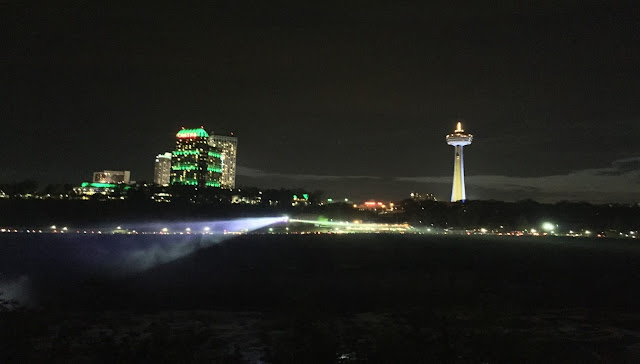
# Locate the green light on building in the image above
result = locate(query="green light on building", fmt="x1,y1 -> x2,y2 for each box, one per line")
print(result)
176,128 -> 209,138
172,164 -> 198,171
171,127 -> 222,188
81,182 -> 116,188
173,150 -> 200,156
80,182 -> 131,190
174,179 -> 199,186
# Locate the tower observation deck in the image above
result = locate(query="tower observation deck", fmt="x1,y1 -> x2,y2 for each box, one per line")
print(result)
446,122 -> 473,202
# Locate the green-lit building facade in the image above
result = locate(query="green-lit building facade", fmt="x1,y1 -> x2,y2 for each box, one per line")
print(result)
170,128 -> 223,187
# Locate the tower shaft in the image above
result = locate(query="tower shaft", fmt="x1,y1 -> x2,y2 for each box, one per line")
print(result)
451,145 -> 466,202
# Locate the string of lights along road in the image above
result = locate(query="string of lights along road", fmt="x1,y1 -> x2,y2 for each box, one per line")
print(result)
446,122 -> 473,202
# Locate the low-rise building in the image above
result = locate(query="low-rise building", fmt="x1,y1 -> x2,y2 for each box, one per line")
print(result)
93,170 -> 131,184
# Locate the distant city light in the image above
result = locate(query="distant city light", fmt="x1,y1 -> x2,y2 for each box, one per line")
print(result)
542,222 -> 555,232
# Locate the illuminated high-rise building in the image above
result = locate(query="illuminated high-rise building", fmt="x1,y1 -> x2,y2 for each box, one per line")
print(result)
446,122 -> 473,202
170,127 -> 222,187
208,133 -> 238,189
154,152 -> 172,186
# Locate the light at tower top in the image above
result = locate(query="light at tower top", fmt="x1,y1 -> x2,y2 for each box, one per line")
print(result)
446,122 -> 473,146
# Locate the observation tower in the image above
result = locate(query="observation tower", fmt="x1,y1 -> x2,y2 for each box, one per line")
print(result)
446,122 -> 473,202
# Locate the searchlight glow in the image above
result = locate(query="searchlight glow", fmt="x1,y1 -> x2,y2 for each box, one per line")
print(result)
91,217 -> 288,274
542,222 -> 555,232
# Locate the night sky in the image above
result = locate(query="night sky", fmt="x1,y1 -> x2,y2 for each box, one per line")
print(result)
3,2 -> 639,202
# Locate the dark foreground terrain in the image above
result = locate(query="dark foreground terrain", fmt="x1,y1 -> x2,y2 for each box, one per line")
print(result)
2,233 -> 640,363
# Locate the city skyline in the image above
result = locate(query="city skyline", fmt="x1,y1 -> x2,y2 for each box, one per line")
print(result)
2,2 -> 639,203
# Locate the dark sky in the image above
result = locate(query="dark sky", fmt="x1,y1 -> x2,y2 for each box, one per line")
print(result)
2,1 -> 639,202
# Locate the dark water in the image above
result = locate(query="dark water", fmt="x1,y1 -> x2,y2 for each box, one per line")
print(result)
3,234 -> 640,363
1,233 -> 640,312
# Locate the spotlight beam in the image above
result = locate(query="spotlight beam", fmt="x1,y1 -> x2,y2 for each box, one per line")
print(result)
74,217 -> 289,275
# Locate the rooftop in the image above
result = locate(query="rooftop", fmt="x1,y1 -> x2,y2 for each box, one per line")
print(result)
176,128 -> 209,138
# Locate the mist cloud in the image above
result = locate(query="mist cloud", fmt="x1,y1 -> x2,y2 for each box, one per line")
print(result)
237,166 -> 381,181
238,157 -> 639,203
396,157 -> 640,201
0,275 -> 32,310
